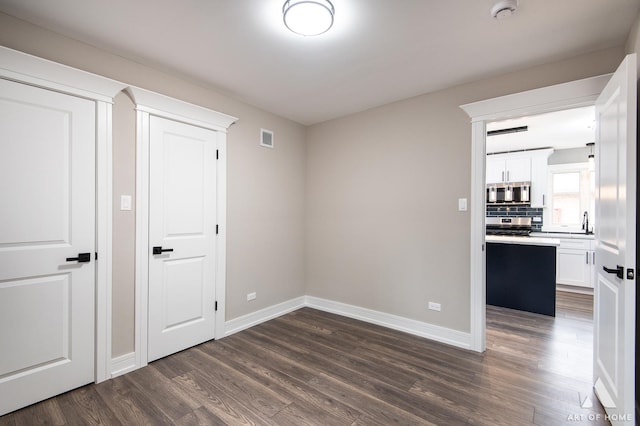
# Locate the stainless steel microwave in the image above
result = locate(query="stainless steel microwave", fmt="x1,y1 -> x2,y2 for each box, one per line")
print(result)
486,182 -> 531,205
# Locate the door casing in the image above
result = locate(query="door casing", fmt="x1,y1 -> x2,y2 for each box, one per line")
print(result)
460,73 -> 612,352
128,86 -> 237,369
0,46 -> 127,384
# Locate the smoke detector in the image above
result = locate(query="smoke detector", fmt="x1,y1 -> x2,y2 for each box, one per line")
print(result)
491,0 -> 518,19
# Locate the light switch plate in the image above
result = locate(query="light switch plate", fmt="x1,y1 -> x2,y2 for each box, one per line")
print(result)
458,198 -> 468,211
120,195 -> 132,211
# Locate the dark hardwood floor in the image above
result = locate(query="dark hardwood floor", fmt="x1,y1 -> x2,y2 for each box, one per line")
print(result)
1,291 -> 607,425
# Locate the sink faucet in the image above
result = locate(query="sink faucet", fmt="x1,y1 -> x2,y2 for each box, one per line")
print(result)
582,211 -> 590,234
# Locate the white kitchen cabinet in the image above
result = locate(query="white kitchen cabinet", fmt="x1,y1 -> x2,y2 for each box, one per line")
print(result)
486,154 -> 531,183
486,157 -> 507,184
556,238 -> 594,288
529,149 -> 553,208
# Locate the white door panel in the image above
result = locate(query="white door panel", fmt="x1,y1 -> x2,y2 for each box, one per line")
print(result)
0,79 -> 95,415
148,116 -> 217,362
593,54 -> 636,425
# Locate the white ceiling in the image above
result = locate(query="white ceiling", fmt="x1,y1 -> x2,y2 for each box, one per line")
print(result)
0,0 -> 638,125
486,106 -> 595,153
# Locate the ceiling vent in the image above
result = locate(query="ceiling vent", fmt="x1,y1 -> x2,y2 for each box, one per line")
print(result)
487,125 -> 528,136
260,128 -> 274,148
491,0 -> 518,19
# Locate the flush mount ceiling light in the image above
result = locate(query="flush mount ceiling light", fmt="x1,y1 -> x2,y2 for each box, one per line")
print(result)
283,0 -> 335,36
491,0 -> 518,19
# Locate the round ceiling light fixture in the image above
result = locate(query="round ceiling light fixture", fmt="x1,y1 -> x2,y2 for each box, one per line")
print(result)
283,0 -> 335,36
491,0 -> 518,19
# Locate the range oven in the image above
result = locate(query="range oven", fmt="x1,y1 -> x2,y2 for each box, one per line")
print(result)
486,217 -> 532,236
486,182 -> 531,205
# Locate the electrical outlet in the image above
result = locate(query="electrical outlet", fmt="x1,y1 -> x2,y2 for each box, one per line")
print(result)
247,292 -> 257,301
428,301 -> 441,312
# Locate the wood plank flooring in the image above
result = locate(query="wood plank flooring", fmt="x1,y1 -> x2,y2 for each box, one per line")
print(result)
1,291 -> 608,425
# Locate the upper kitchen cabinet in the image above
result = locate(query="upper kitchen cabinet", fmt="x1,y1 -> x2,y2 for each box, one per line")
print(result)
486,154 -> 531,184
529,149 -> 553,208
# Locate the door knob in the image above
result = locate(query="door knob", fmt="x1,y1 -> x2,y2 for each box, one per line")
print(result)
152,246 -> 174,255
602,265 -> 624,279
66,253 -> 91,263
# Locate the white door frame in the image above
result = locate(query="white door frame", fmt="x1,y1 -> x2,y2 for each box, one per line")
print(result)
460,73 -> 611,352
0,47 -> 127,382
128,87 -> 237,369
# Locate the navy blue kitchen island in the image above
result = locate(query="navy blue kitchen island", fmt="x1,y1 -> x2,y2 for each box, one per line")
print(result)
486,236 -> 560,317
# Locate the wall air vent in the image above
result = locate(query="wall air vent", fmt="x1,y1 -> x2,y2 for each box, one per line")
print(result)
487,125 -> 528,136
260,128 -> 274,148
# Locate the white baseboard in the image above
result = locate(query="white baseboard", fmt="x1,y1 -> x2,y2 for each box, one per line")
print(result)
111,352 -> 137,378
223,295 -> 472,350
112,294 -> 472,382
305,296 -> 472,350
224,296 -> 306,337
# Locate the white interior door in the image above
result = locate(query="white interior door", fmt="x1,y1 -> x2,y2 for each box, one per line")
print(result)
593,54 -> 636,425
0,79 -> 96,415
148,116 -> 217,362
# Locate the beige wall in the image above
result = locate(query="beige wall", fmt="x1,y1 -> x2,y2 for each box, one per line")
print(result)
0,9 -> 633,356
111,92 -> 137,355
0,12 -> 307,358
626,12 -> 640,63
305,47 -> 624,333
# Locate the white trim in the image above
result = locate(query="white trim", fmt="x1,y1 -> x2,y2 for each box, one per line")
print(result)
223,295 -> 471,350
95,102 -> 113,383
126,86 -> 237,132
306,296 -> 472,350
460,74 -> 612,123
110,352 -> 137,378
133,92 -> 237,369
224,297 -> 306,337
0,47 -> 125,103
134,111 -> 150,371
469,120 -> 487,352
215,138 -> 228,339
461,74 -> 610,354
0,46 -> 127,385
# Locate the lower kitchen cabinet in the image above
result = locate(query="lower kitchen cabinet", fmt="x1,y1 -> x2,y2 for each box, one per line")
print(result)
556,238 -> 595,288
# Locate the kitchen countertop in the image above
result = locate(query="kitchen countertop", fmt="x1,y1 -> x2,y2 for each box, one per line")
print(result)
530,232 -> 594,240
486,235 -> 560,246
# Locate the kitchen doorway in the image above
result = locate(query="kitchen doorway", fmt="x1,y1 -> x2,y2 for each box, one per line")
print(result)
483,106 -> 598,412
462,56 -> 637,422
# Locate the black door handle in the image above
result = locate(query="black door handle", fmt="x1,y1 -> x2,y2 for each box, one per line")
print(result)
152,246 -> 174,255
603,265 -> 624,279
66,253 -> 91,263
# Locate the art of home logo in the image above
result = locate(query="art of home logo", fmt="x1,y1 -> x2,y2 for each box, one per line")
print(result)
566,396 -> 632,422
567,413 -> 633,422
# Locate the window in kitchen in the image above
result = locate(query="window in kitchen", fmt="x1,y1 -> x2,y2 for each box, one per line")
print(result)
544,163 -> 594,232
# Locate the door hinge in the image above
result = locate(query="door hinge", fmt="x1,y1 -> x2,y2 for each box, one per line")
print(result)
216,224 -> 219,235
215,301 -> 218,311
95,252 -> 98,261
216,150 -> 219,160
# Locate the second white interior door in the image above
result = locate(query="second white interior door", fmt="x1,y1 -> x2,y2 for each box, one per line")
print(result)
148,116 -> 218,362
